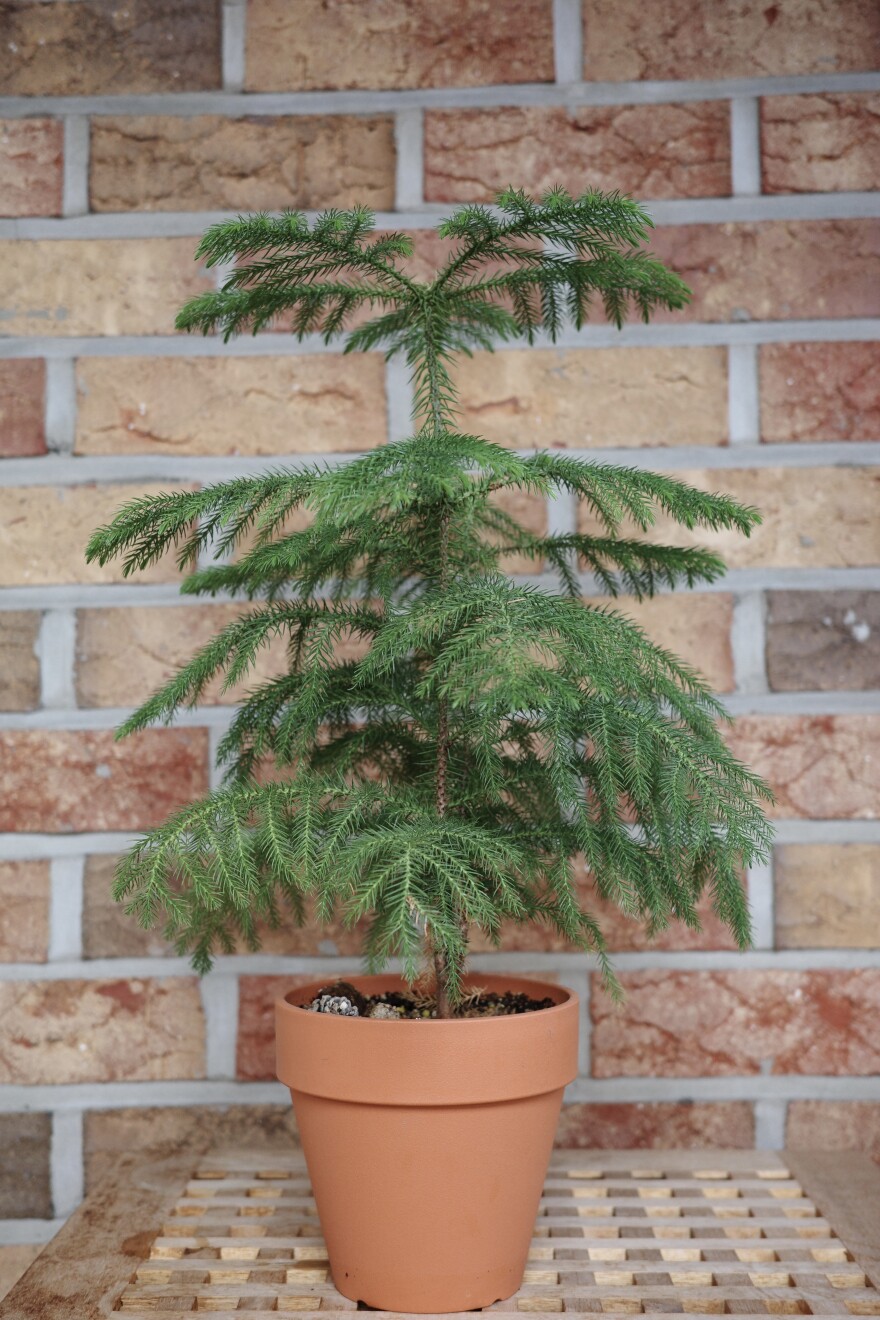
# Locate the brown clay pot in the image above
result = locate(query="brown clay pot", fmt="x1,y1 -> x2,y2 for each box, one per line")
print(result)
275,972 -> 579,1313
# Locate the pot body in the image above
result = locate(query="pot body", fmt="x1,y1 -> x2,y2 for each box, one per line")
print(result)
275,973 -> 579,1313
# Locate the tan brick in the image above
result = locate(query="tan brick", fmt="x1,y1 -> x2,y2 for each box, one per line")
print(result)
425,103 -> 730,203
729,715 -> 880,821
0,977 -> 205,1084
0,729 -> 209,832
787,1102 -> 880,1158
0,1114 -> 52,1218
0,119 -> 62,217
0,861 -> 49,963
76,600 -> 371,711
454,347 -> 728,450
84,1104 -> 299,1191
555,1102 -> 754,1149
583,0 -> 880,80
762,94 -> 880,194
245,0 -> 554,91
83,853 -> 352,958
0,359 -> 45,457
591,969 -> 880,1077
75,356 -> 387,456
0,485 -> 190,587
90,115 -> 396,212
648,221 -> 880,322
760,343 -> 880,443
766,591 -> 880,691
0,0 -> 221,94
0,1246 -> 43,1303
76,604 -> 282,709
0,239 -> 213,337
238,975 -> 327,1080
0,612 -> 40,712
492,486 -> 547,574
775,845 -> 880,949
578,468 -> 880,571
591,593 -> 735,694
83,854 -> 173,959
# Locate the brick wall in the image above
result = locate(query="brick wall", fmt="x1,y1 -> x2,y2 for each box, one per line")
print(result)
0,0 -> 879,1268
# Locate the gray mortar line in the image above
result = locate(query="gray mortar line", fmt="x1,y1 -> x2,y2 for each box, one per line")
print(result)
1,70 -> 878,117
2,190 -> 879,239
0,567 -> 878,615
1,441 -> 878,487
0,320 -> 876,358
553,0 -> 584,85
730,98 -> 762,197
2,1073 -> 880,1116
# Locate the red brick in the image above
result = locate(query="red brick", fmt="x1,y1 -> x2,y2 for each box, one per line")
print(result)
582,0 -> 880,80
237,975 -> 326,1080
472,861 -> 739,953
760,343 -> 880,443
0,860 -> 49,962
762,94 -> 880,195
244,0 -> 554,91
555,1102 -> 754,1149
0,0 -> 221,95
591,969 -> 880,1077
0,359 -> 45,457
0,119 -> 62,217
728,715 -> 880,821
0,977 -> 205,1083
424,103 -> 730,203
787,1101 -> 880,1158
0,729 -> 209,832
648,221 -> 880,322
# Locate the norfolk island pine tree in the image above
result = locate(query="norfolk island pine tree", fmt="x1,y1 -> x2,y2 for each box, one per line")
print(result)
86,188 -> 773,1020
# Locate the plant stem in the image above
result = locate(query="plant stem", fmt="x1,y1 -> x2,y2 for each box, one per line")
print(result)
433,503 -> 455,1019
423,306 -> 460,1019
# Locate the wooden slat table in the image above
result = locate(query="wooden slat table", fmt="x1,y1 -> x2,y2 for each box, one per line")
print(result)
3,1147 -> 879,1319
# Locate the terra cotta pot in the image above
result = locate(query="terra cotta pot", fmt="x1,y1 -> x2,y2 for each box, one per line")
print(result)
275,972 -> 579,1313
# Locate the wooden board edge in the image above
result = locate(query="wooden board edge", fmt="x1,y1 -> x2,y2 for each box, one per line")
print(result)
785,1148 -> 880,1285
0,1146 -> 203,1320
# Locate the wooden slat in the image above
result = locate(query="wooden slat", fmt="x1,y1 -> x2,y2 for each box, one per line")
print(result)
5,1148 -> 880,1318
786,1152 -> 880,1292
0,1149 -> 202,1320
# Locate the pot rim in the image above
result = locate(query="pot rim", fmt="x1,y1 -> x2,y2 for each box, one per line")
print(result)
275,973 -> 580,1103
277,971 -> 574,1027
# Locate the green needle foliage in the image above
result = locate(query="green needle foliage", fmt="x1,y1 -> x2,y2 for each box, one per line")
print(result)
87,188 -> 773,1016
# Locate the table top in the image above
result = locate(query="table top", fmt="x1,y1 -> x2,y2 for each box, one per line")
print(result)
3,1147 -> 879,1319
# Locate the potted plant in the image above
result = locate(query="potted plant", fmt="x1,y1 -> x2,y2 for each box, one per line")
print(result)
87,189 -> 772,1314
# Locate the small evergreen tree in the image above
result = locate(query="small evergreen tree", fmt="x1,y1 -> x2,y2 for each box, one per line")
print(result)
87,189 -> 773,1017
